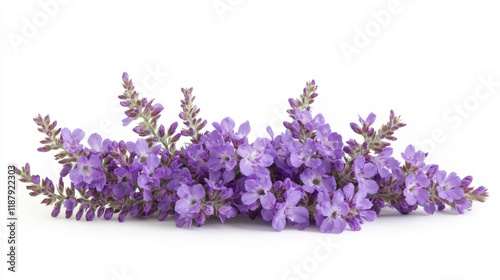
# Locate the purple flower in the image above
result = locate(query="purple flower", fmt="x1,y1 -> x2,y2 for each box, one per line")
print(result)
137,154 -> 166,201
291,110 -> 314,129
403,171 -> 430,206
113,167 -> 133,199
435,171 -> 464,202
127,138 -> 159,163
183,142 -> 209,176
373,147 -> 400,178
402,145 -> 426,168
166,167 -> 194,191
392,196 -> 418,214
218,204 -> 237,223
272,188 -> 309,231
64,198 -> 77,211
241,176 -> 276,210
213,117 -> 235,136
354,156 -> 379,195
207,142 -> 237,171
69,154 -> 105,191
204,170 -> 235,191
61,128 -> 85,154
315,127 -> 344,160
342,183 -> 376,231
237,138 -> 274,176
300,166 -> 336,193
453,197 -> 472,214
87,133 -> 103,153
315,190 -> 349,233
271,131 -> 298,177
359,112 -> 376,127
236,121 -> 251,140
174,184 -> 206,228
212,117 -> 250,142
289,139 -> 322,168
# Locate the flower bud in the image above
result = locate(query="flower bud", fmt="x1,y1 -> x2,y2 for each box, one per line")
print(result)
65,210 -> 73,219
86,209 -> 95,221
97,206 -> 104,218
460,176 -> 473,188
104,208 -> 114,220
288,98 -> 299,108
118,209 -> 128,222
51,205 -> 61,218
60,164 -> 71,177
168,122 -> 178,136
75,207 -> 84,221
350,122 -> 362,134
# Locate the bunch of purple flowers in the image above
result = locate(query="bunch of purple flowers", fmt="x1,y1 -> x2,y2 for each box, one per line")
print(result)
16,73 -> 489,233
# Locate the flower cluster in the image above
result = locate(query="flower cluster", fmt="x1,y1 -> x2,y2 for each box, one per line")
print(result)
16,73 -> 489,233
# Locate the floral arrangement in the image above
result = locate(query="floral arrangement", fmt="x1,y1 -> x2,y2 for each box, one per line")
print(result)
16,73 -> 489,233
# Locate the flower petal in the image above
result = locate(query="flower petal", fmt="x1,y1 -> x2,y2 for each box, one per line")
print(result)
241,192 -> 259,205
192,184 -> 205,200
260,192 -> 276,210
320,217 -> 334,233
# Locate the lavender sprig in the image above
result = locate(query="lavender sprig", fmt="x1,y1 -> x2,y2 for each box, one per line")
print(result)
345,110 -> 406,158
288,79 -> 318,114
119,72 -> 179,154
17,73 -> 489,234
284,80 -> 319,142
33,114 -> 80,166
17,163 -> 86,219
179,87 -> 207,144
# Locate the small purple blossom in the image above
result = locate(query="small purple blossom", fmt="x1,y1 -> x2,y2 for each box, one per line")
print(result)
342,183 -> 376,231
453,197 -> 472,214
113,167 -> 133,199
174,184 -> 205,228
315,190 -> 349,233
359,112 -> 376,127
237,138 -> 274,176
137,154 -> 167,201
241,176 -> 276,210
207,142 -> 237,171
61,128 -> 85,154
272,187 -> 309,231
87,133 -> 103,153
127,138 -> 156,162
435,171 -> 464,202
373,147 -> 399,178
69,154 -> 105,191
64,198 -> 77,211
289,139 -> 322,168
166,167 -> 194,191
403,171 -> 430,206
354,156 -> 379,195
212,117 -> 251,142
315,126 -> 344,160
300,167 -> 336,193
402,145 -> 427,168
218,204 -> 237,223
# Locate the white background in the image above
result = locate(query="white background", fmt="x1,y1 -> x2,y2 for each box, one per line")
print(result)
1,1 -> 500,279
